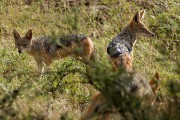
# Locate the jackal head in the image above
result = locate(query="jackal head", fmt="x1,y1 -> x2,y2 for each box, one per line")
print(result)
130,10 -> 155,37
13,29 -> 32,53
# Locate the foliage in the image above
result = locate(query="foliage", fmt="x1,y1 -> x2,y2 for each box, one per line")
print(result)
0,0 -> 179,119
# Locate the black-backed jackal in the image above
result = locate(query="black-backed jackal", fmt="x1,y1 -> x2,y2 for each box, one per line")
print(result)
81,72 -> 160,120
13,29 -> 94,73
107,10 -> 155,71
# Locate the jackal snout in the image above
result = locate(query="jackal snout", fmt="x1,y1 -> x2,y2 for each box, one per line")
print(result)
138,23 -> 155,37
13,29 -> 32,53
18,50 -> 22,53
131,10 -> 155,37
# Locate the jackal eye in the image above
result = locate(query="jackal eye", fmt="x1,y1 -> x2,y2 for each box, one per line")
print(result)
17,43 -> 20,46
23,44 -> 28,47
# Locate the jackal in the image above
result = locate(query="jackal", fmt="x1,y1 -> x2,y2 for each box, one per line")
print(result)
13,29 -> 94,73
81,72 -> 160,120
107,10 -> 155,71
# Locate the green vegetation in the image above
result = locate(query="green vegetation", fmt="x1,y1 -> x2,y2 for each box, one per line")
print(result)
0,0 -> 179,119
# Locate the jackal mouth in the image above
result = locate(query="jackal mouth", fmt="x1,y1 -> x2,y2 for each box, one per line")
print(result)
139,32 -> 155,37
17,49 -> 28,54
147,33 -> 155,37
151,33 -> 155,37
146,30 -> 155,37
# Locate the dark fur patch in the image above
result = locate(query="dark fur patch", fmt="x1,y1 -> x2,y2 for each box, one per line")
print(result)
107,41 -> 131,58
58,34 -> 87,47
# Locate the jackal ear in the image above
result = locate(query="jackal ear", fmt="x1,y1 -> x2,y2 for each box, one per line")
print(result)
133,11 -> 140,23
140,10 -> 145,20
13,29 -> 20,39
25,29 -> 32,40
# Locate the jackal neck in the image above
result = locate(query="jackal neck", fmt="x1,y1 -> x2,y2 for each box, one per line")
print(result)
26,38 -> 39,55
119,24 -> 137,47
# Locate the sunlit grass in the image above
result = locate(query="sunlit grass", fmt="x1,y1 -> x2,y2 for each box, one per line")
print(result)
0,0 -> 179,119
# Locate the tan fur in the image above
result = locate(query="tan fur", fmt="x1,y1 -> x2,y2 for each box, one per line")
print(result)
111,54 -> 132,72
13,29 -> 94,73
107,10 -> 155,72
81,91 -> 112,120
149,72 -> 160,95
81,92 -> 105,120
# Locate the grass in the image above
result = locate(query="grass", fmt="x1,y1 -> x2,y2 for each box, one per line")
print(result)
0,0 -> 180,119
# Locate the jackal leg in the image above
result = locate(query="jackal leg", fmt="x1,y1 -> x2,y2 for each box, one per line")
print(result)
111,54 -> 132,72
122,54 -> 132,72
81,92 -> 105,120
34,58 -> 44,74
81,92 -> 113,120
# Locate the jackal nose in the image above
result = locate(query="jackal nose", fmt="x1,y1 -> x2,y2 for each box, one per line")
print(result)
18,50 -> 22,53
152,33 -> 155,37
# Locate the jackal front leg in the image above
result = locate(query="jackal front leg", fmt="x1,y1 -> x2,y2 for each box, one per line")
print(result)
34,58 -> 44,74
